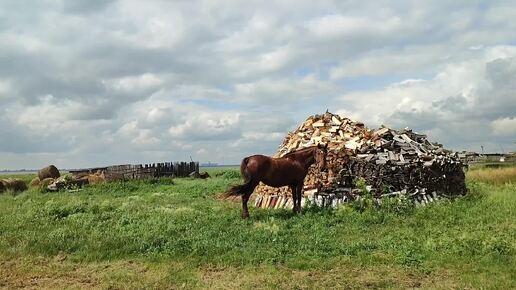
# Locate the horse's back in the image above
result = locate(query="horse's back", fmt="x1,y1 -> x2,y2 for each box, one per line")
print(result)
245,154 -> 272,172
244,154 -> 305,187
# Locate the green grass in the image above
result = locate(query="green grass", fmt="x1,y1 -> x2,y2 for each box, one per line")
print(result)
0,169 -> 515,289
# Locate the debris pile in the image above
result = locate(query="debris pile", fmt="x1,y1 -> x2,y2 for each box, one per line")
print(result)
254,112 -> 466,209
29,165 -> 104,192
69,162 -> 199,180
189,171 -> 211,179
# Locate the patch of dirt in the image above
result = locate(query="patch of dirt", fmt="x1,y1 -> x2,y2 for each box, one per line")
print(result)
0,256 -> 100,289
198,263 -> 454,290
0,255 -> 464,289
0,255 -> 171,290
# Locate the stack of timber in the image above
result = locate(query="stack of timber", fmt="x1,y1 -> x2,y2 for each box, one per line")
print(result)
254,112 -> 466,209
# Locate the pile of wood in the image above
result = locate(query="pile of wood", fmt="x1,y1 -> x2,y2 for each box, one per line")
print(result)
254,112 -> 466,209
340,127 -> 466,195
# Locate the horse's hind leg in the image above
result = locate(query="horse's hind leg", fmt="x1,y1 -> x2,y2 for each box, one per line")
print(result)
242,181 -> 258,219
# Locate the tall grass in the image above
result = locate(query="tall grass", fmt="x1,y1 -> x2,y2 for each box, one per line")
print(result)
467,166 -> 516,184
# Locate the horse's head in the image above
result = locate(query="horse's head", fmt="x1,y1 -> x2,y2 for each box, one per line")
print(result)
315,143 -> 328,171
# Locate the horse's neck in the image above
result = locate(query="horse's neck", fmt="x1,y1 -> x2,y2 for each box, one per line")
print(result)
289,148 -> 315,170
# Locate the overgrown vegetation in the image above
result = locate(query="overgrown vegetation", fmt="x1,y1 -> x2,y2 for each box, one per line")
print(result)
0,167 -> 515,289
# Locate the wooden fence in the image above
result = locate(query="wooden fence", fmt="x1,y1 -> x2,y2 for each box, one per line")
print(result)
69,162 -> 199,181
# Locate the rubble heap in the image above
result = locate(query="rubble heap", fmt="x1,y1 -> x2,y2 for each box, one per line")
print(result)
254,112 -> 466,209
29,165 -> 105,192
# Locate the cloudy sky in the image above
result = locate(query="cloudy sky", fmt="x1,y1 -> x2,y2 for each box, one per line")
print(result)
1,0 -> 515,169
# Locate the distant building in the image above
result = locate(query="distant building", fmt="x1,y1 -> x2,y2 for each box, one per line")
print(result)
458,152 -> 513,163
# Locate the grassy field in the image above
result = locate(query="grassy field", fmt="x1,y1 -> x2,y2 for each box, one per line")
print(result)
0,167 -> 515,289
467,164 -> 516,185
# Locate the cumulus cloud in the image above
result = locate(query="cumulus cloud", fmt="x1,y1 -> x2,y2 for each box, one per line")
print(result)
103,73 -> 163,94
1,0 -> 516,169
234,74 -> 341,105
492,117 -> 516,136
168,112 -> 241,141
306,14 -> 402,40
336,46 -> 516,152
0,79 -> 14,99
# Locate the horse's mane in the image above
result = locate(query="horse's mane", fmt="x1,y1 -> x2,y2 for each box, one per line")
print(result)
282,146 -> 317,158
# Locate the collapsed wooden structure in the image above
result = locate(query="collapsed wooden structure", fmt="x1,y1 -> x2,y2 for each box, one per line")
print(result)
69,162 -> 199,181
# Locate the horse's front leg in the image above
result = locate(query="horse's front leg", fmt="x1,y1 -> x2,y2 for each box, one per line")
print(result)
295,183 -> 303,214
289,185 -> 298,214
290,185 -> 302,214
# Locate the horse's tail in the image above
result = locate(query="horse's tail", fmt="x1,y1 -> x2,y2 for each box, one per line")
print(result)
225,157 -> 253,196
239,157 -> 250,180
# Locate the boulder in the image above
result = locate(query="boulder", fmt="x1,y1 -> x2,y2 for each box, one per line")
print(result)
38,165 -> 60,180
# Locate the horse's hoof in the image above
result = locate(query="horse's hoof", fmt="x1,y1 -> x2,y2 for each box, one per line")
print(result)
242,212 -> 250,219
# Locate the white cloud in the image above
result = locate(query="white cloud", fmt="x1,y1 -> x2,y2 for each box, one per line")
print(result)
336,46 -> 516,152
109,1 -> 186,49
13,96 -> 82,131
234,74 -> 341,104
330,46 -> 449,79
0,79 -> 14,99
168,112 -> 241,141
492,117 -> 516,136
307,14 -> 401,40
103,73 -> 163,94
213,13 -> 281,53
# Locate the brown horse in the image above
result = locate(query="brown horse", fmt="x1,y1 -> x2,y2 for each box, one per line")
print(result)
225,144 -> 327,218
